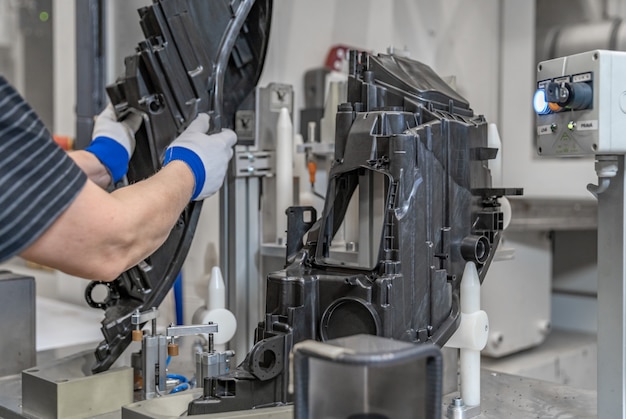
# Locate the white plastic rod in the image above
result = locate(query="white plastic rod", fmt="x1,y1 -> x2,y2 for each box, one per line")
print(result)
294,133 -> 313,206
276,107 -> 294,244
207,266 -> 226,310
460,262 -> 481,407
192,266 -> 237,350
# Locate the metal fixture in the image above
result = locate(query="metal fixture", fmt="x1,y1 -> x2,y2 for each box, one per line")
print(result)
130,307 -> 223,400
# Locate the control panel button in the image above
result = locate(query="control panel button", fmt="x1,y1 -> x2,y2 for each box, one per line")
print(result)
545,81 -> 592,110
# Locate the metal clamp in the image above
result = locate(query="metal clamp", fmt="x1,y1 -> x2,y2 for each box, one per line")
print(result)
131,307 -> 159,325
166,324 -> 219,337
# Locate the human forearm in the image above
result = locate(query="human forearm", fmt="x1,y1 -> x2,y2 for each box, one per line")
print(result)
69,106 -> 141,188
107,161 -> 195,272
21,113 -> 234,281
68,150 -> 112,188
20,161 -> 195,281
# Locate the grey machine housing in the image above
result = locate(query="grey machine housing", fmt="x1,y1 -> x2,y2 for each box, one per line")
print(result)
188,50 -> 521,414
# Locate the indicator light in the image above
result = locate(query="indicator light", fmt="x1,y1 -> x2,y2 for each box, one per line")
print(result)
533,89 -> 550,115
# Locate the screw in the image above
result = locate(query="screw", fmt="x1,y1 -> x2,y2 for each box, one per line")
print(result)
491,332 -> 504,347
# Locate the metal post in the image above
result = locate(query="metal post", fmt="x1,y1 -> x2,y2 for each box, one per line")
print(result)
75,0 -> 106,149
220,176 -> 230,299
247,178 -> 262,341
222,85 -> 291,362
597,154 -> 626,419
225,174 -> 262,363
142,335 -> 159,399
233,176 -> 249,359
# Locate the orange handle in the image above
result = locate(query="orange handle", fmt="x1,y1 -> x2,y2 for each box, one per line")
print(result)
307,160 -> 317,186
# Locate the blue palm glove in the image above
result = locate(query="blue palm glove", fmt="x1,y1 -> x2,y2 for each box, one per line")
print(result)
86,104 -> 142,183
163,113 -> 237,201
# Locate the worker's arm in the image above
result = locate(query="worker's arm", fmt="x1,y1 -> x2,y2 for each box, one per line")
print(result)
70,104 -> 142,188
20,114 -> 237,282
20,161 -> 194,281
68,150 -> 112,188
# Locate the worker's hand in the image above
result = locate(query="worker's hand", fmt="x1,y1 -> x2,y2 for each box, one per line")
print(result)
163,113 -> 237,201
86,104 -> 143,183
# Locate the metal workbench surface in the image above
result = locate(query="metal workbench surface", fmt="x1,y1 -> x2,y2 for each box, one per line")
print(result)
456,370 -> 596,418
1,368 -> 596,418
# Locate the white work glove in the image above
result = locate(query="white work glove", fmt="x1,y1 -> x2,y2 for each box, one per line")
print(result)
86,104 -> 143,183
163,113 -> 237,200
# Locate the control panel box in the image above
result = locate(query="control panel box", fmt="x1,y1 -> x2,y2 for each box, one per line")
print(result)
535,50 -> 626,156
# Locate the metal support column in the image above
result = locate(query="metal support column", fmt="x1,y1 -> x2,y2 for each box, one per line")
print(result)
75,0 -> 106,149
222,85 -> 291,362
222,161 -> 266,363
597,154 -> 626,419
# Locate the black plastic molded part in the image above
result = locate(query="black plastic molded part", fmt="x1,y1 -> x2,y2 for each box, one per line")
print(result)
347,52 -> 473,116
187,50 -> 522,415
87,0 -> 272,374
285,206 -> 317,264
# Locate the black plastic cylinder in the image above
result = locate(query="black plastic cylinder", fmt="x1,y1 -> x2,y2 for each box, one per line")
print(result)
460,235 -> 490,264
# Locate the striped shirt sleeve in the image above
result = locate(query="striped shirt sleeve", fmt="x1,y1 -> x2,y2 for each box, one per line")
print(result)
0,76 -> 87,262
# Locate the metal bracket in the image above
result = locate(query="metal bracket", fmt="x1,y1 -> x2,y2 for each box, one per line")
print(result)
131,307 -> 159,325
167,324 -> 219,337
234,150 -> 274,178
296,142 -> 335,156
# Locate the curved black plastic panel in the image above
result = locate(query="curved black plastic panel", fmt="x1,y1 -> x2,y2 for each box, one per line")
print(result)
88,0 -> 272,374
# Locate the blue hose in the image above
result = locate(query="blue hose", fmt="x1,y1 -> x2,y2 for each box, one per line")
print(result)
169,382 -> 189,394
167,373 -> 188,383
170,272 -> 186,395
174,272 -> 184,325
167,373 -> 190,394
